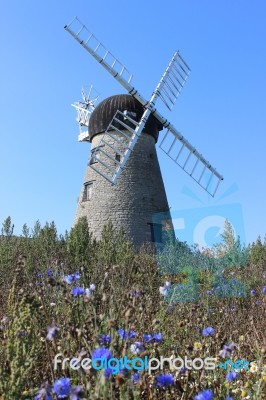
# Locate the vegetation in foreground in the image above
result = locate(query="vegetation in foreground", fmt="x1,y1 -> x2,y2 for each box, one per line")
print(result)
0,217 -> 265,400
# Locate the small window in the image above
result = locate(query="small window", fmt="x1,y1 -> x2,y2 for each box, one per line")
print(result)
115,153 -> 121,162
147,223 -> 162,243
82,182 -> 93,201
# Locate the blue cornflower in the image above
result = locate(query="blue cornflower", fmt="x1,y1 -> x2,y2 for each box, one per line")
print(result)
226,371 -> 239,381
202,327 -> 215,336
153,333 -> 163,343
263,286 -> 266,293
144,333 -> 163,343
225,398 -> 234,400
155,373 -> 174,387
100,334 -> 112,346
71,287 -> 85,296
206,290 -> 212,295
37,273 -> 43,279
64,273 -> 80,284
250,289 -> 256,295
104,368 -> 113,378
46,324 -> 60,341
117,328 -> 136,339
91,347 -> 112,360
132,372 -> 140,384
47,268 -> 53,277
144,334 -> 153,342
194,389 -> 213,400
53,377 -> 71,398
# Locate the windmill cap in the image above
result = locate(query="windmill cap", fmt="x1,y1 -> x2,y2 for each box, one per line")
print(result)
89,94 -> 163,142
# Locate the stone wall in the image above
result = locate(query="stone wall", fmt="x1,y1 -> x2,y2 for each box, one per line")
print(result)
74,130 -> 173,247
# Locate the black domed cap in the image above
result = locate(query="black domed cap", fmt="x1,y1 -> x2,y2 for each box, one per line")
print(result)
89,94 -> 163,142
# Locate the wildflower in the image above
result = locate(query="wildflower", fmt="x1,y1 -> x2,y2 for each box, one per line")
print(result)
159,281 -> 171,296
117,328 -> 136,339
53,377 -> 71,398
144,333 -> 163,343
64,273 -> 80,284
225,398 -> 234,400
100,334 -> 112,346
34,383 -> 53,400
226,371 -> 239,381
206,290 -> 212,295
46,324 -> 60,341
144,334 -> 153,342
202,327 -> 215,336
219,342 -> 236,358
250,289 -> 256,295
70,385 -> 84,400
194,389 -> 214,400
263,286 -> 266,293
130,342 -> 145,355
131,289 -> 142,297
132,372 -> 140,384
249,362 -> 258,373
91,347 -> 112,360
47,268 -> 53,277
104,368 -> 113,378
194,342 -> 203,351
153,333 -> 163,343
71,287 -> 85,296
155,373 -> 174,387
89,283 -> 96,291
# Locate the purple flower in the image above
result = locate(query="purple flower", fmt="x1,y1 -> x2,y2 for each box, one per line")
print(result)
70,385 -> 84,400
155,373 -> 174,387
34,383 -> 53,400
226,371 -> 239,381
104,368 -> 113,378
219,342 -> 236,358
206,290 -> 212,295
100,334 -> 112,346
91,347 -> 112,360
130,342 -> 145,355
159,281 -> 171,297
64,273 -> 80,284
225,398 -> 234,400
132,372 -> 140,384
71,287 -> 85,296
263,286 -> 266,293
202,327 -> 215,336
46,324 -> 60,341
47,268 -> 53,277
194,389 -> 214,400
250,289 -> 256,295
53,377 -> 71,398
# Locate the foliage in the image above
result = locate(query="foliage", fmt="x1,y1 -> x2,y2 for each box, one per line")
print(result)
0,217 -> 265,399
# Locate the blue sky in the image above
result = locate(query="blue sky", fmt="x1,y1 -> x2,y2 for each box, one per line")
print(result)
1,0 -> 266,247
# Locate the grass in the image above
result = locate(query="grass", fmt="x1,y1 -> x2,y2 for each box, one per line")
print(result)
0,217 -> 265,400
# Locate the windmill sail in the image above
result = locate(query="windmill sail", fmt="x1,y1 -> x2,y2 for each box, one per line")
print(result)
65,17 -> 223,196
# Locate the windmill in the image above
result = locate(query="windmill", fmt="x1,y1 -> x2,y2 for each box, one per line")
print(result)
65,17 -> 223,247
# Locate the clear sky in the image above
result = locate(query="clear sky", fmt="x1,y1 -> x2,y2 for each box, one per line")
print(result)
1,0 -> 266,247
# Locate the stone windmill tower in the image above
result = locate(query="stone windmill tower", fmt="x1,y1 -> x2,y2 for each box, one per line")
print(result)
65,18 -> 223,247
